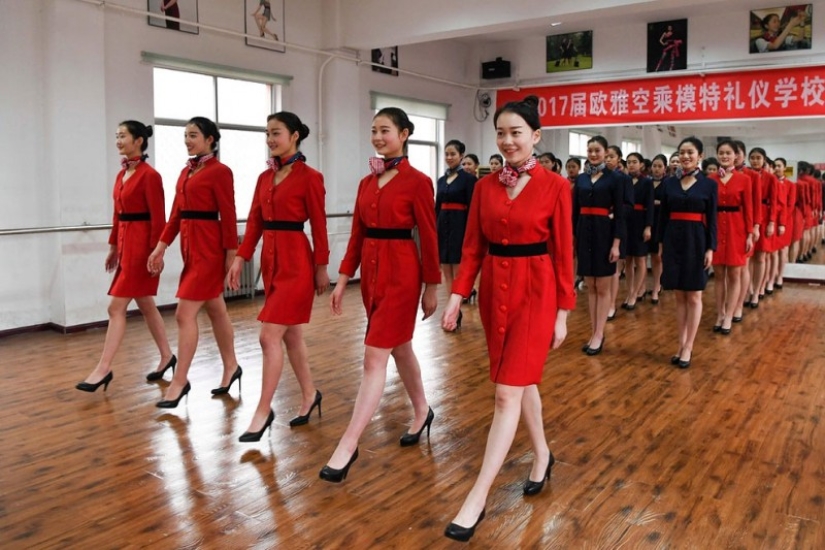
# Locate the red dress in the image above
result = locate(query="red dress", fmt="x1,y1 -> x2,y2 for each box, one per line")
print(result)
453,168 -> 576,386
108,162 -> 166,297
710,171 -> 753,267
238,161 -> 329,325
160,158 -> 238,300
790,180 -> 804,242
753,169 -> 778,253
339,159 -> 441,348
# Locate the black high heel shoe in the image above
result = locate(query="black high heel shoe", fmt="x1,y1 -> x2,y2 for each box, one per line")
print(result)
146,355 -> 177,382
400,407 -> 434,446
239,409 -> 275,442
319,448 -> 359,483
76,371 -> 113,393
450,310 -> 463,332
523,451 -> 555,496
289,390 -> 322,427
211,365 -> 242,395
585,336 -> 604,356
444,509 -> 486,542
156,382 -> 191,408
468,289 -> 477,304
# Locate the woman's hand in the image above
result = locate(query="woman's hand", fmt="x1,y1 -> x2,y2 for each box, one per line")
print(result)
643,227 -> 652,242
315,265 -> 330,296
105,245 -> 118,273
225,256 -> 244,291
745,234 -> 754,254
147,243 -> 167,276
552,309 -> 569,349
704,250 -> 713,269
752,225 -> 761,242
330,274 -> 350,316
441,293 -> 464,331
766,221 -> 775,238
224,249 -> 237,274
421,284 -> 437,320
609,244 -> 620,263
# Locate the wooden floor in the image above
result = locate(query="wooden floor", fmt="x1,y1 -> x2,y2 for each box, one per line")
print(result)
1,276 -> 824,549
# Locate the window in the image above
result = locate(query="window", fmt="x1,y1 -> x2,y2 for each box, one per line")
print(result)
152,67 -> 281,219
660,144 -> 678,159
621,139 -> 642,156
371,93 -> 449,187
568,130 -> 592,158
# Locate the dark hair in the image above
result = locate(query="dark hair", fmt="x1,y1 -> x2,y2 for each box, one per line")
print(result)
187,117 -> 221,151
267,111 -> 310,146
670,152 -> 679,160
493,95 -> 541,131
748,147 -> 768,160
553,158 -> 563,172
733,140 -> 747,155
761,13 -> 779,29
774,157 -> 788,167
445,139 -> 466,155
119,120 -> 153,153
566,157 -> 582,167
716,139 -> 737,153
489,154 -> 503,164
374,107 -> 415,154
464,153 -> 480,165
627,152 -> 644,164
652,154 -> 668,166
587,135 -> 609,150
678,136 -> 704,155
538,152 -> 555,162
702,157 -> 719,171
608,145 -> 623,158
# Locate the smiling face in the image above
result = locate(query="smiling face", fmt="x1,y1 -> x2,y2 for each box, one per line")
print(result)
587,141 -> 606,166
184,124 -> 213,156
495,112 -> 540,167
265,118 -> 299,159
371,114 -> 408,158
444,145 -> 462,169
716,144 -> 736,169
678,141 -> 702,172
749,151 -> 766,171
116,125 -> 142,158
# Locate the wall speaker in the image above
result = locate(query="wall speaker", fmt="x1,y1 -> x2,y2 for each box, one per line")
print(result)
481,57 -> 511,80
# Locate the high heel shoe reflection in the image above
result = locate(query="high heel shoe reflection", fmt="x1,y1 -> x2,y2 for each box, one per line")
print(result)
75,371 -> 113,393
319,448 -> 359,483
289,390 -> 322,427
211,365 -> 242,395
239,409 -> 275,442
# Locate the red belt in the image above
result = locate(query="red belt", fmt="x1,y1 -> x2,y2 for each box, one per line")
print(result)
441,202 -> 468,211
580,207 -> 610,216
633,205 -> 646,211
670,212 -> 704,222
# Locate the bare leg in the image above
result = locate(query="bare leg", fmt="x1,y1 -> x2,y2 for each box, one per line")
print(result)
283,325 -> 318,414
245,323 -> 288,433
713,266 -> 726,326
135,296 -> 174,372
608,260 -> 622,315
520,385 -> 551,481
164,298 -> 205,400
681,290 -> 703,361
633,256 -> 648,299
203,295 -> 239,385
723,267 -> 741,329
623,257 -> 636,306
450,384 -> 525,528
83,296 -> 132,382
751,252 -> 766,305
590,276 -> 612,348
735,257 -> 751,316
651,253 -> 663,301
391,341 -> 430,432
674,290 -> 688,357
325,345 -> 392,469
585,276 -> 597,347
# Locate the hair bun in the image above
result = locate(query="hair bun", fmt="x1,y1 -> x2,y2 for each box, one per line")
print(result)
406,119 -> 415,136
145,125 -> 154,138
300,124 -> 310,140
523,95 -> 540,110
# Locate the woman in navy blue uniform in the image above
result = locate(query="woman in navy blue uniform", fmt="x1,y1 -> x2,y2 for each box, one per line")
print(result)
573,135 -> 624,355
605,145 -> 633,319
658,137 -> 717,368
623,152 -> 654,308
436,139 -> 477,312
648,154 -> 668,303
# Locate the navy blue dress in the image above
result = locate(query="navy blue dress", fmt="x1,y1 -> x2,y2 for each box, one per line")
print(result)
436,169 -> 476,264
573,169 -> 625,277
657,175 -> 718,291
648,178 -> 665,254
618,172 -> 634,259
627,176 -> 655,257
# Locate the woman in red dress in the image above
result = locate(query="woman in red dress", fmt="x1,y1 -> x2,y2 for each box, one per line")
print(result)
227,112 -> 329,441
748,147 -> 779,307
773,157 -> 795,288
148,117 -> 240,408
440,96 -> 575,542
732,141 -> 761,323
319,107 -> 440,482
76,121 -> 175,393
709,140 -> 753,335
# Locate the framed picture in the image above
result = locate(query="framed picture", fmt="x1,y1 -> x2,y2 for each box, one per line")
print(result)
245,0 -> 285,53
545,31 -> 592,73
749,4 -> 812,54
372,47 -> 399,76
647,19 -> 687,72
147,0 -> 199,35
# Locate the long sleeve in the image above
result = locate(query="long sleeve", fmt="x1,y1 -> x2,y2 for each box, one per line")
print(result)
108,175 -> 121,247
160,168 -> 187,246
706,178 -> 718,252
452,181 -> 488,297
237,175 -> 265,261
307,170 -> 330,266
571,177 -> 581,233
214,164 -> 238,249
643,178 -> 654,228
750,170 -> 762,227
742,176 -> 754,235
339,178 -> 368,277
611,176 -> 625,243
549,181 -> 576,310
145,169 -> 166,248
413,175 -> 441,285
657,181 -> 671,244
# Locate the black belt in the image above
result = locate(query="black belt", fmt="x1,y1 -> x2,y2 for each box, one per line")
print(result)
118,212 -> 150,221
365,228 -> 413,240
718,206 -> 740,212
263,220 -> 304,231
488,242 -> 547,257
180,210 -> 219,220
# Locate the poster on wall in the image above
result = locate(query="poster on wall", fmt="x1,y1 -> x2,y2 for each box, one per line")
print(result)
749,4 -> 812,53
647,19 -> 687,72
147,0 -> 199,34
545,31 -> 593,73
245,0 -> 285,53
372,47 -> 399,76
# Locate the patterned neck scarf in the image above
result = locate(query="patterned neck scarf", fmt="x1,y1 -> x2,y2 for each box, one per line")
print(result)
267,152 -> 305,172
444,165 -> 462,177
717,167 -> 729,178
583,162 -> 605,175
187,153 -> 215,171
499,157 -> 537,188
121,155 -> 146,171
629,170 -> 642,178
675,167 -> 701,179
369,156 -> 405,176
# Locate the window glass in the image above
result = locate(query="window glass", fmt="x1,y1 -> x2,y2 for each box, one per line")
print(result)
153,68 -> 215,121
217,77 -> 272,127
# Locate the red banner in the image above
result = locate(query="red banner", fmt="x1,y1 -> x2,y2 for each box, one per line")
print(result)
496,65 -> 825,127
